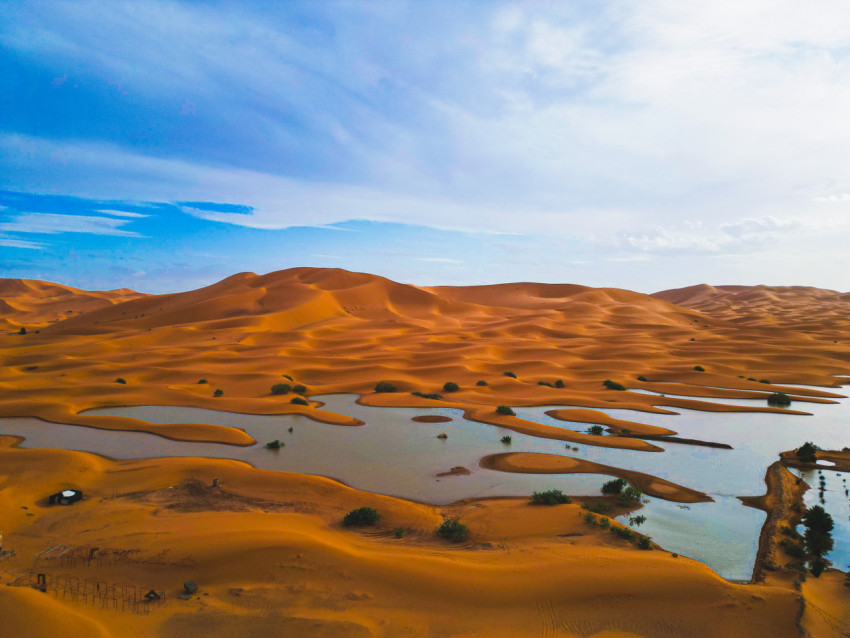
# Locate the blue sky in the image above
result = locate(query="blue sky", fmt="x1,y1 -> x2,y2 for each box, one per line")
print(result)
2,1 -> 850,293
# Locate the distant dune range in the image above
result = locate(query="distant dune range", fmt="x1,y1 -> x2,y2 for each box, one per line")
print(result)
1,268 -> 849,637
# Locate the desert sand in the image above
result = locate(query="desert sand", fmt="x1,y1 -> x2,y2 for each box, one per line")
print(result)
0,267 -> 848,636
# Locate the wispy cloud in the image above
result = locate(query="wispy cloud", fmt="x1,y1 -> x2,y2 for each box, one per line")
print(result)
0,212 -> 143,236
0,235 -> 43,249
416,257 -> 462,264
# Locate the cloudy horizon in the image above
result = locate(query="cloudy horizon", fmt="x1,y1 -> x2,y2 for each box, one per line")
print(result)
3,1 -> 850,293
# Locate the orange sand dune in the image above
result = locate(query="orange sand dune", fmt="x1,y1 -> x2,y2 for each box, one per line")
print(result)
0,441 -> 800,638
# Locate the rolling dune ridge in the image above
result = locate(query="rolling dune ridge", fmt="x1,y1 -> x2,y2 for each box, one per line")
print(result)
1,268 -> 848,637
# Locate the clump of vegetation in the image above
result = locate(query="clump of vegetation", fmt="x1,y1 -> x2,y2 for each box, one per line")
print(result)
689,337 -> 695,341
214,389 -> 223,397
611,526 -> 635,541
19,327 -> 27,335
582,502 -> 611,514
343,507 -> 381,527
290,397 -> 309,406
554,379 -> 565,388
637,536 -> 653,550
265,439 -> 284,449
537,381 -> 554,387
601,478 -> 627,495
810,557 -> 828,577
693,365 -> 705,372
802,505 -> 834,567
500,435 -> 512,444
292,384 -> 307,394
271,383 -> 291,395
115,378 -> 126,384
779,539 -> 807,559
436,518 -> 468,542
496,405 -> 515,416
603,379 -> 626,391
374,381 -> 398,393
443,382 -> 459,392
394,528 -> 405,539
629,515 -> 647,527
583,512 -> 597,526
412,391 -> 442,400
618,486 -> 643,506
637,375 -> 648,382
530,489 -> 571,505
588,425 -> 604,435
796,442 -> 819,464
476,380 -> 488,386
759,379 -> 771,384
198,378 -> 207,384
767,392 -> 791,407
281,374 -> 293,381
503,371 -> 517,378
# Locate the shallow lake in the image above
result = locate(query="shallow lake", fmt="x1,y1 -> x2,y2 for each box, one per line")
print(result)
1,385 -> 847,581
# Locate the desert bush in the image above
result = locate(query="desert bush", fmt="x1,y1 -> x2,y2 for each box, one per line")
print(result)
443,382 -> 459,392
394,528 -> 405,539
760,379 -> 771,384
588,425 -> 604,435
583,512 -> 597,526
292,384 -> 307,394
779,539 -> 807,559
214,389 -> 223,397
581,502 -> 611,514
115,378 -> 126,384
476,380 -> 488,386
796,442 -> 819,464
809,557 -> 829,577
496,405 -> 515,416
374,381 -> 398,393
637,536 -> 653,550
693,365 -> 705,372
412,391 -> 442,400
265,439 -> 284,449
281,374 -> 293,381
629,515 -> 647,527
617,486 -> 643,505
530,489 -> 571,505
612,526 -> 635,541
18,327 -> 26,335
603,379 -> 625,391
436,518 -> 468,542
637,375 -> 648,382
501,435 -> 512,444
271,383 -> 291,395
598,516 -> 610,529
343,507 -> 381,527
290,397 -> 309,406
198,379 -> 207,384
537,381 -> 554,387
767,392 -> 791,407
555,379 -> 565,388
601,478 -> 626,495
503,371 -> 517,378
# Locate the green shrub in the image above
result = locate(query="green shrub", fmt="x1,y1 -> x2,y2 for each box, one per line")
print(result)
343,507 -> 381,527
530,489 -> 571,505
443,382 -> 459,393
436,518 -> 468,542
747,377 -> 757,381
265,439 -> 284,449
588,425 -> 604,435
581,502 -> 611,514
290,397 -> 309,406
198,378 -> 207,384
412,391 -> 442,400
501,435 -> 512,444
476,380 -> 488,386
628,515 -> 647,527
637,375 -> 648,382
496,405 -> 515,416
796,442 -> 819,464
281,374 -> 293,381
19,327 -> 27,335
554,379 -> 565,388
583,512 -> 597,525
693,365 -> 705,372
759,379 -> 771,384
503,371 -> 517,378
767,392 -> 791,407
271,383 -> 291,395
603,379 -> 625,391
115,378 -> 126,384
374,381 -> 398,393
601,478 -> 627,495
612,526 -> 635,541
779,539 -> 807,559
598,516 -> 610,528
637,536 -> 652,550
292,384 -> 307,394
617,486 -> 643,505
537,381 -> 554,387
214,389 -> 223,397
809,557 -> 828,577
394,528 -> 405,539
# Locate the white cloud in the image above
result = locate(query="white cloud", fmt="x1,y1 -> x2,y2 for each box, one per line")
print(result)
0,212 -> 142,236
95,209 -> 149,218
0,235 -> 43,249
812,194 -> 850,203
416,257 -> 462,264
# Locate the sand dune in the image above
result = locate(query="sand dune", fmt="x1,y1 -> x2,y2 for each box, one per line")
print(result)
1,268 -> 848,636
